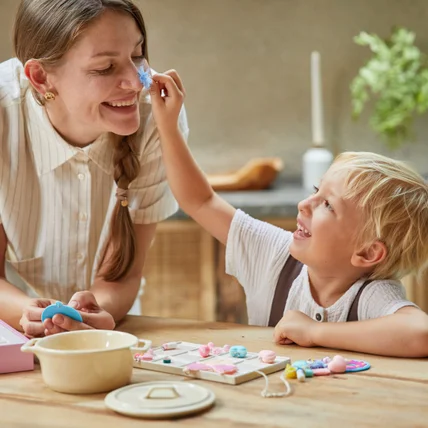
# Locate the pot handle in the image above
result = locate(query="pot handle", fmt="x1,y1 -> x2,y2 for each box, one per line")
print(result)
21,338 -> 40,354
131,338 -> 152,353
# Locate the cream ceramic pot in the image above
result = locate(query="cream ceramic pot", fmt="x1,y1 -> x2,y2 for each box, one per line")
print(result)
21,330 -> 151,394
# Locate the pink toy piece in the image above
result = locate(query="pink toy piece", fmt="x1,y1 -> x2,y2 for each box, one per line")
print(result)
223,344 -> 231,352
198,344 -> 211,358
322,356 -> 332,364
328,355 -> 347,373
183,363 -> 214,374
162,341 -> 179,351
207,342 -> 215,349
211,347 -> 223,355
141,350 -> 154,361
312,368 -> 331,376
210,364 -> 238,375
258,350 -> 276,364
1,320 -> 34,374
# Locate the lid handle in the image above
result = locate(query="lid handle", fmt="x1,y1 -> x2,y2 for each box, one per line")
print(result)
143,386 -> 180,399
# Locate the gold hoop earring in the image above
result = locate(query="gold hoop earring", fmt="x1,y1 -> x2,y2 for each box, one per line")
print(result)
44,92 -> 56,101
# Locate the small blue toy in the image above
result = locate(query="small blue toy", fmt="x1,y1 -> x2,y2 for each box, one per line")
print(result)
41,301 -> 83,323
229,345 -> 248,358
138,59 -> 153,90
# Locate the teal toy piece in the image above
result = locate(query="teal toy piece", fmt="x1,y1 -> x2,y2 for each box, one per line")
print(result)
41,301 -> 83,323
229,345 -> 247,358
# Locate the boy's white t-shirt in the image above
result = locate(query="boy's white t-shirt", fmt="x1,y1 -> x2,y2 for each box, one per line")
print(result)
226,210 -> 416,326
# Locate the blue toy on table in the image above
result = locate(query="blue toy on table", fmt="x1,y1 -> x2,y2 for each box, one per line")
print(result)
41,301 -> 83,323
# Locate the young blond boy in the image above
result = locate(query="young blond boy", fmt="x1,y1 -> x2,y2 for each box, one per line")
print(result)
149,71 -> 428,357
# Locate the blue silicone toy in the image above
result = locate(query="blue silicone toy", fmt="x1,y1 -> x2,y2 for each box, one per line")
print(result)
41,301 -> 83,323
229,345 -> 248,358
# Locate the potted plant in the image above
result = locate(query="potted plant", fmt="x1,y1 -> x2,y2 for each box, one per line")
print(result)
350,27 -> 428,149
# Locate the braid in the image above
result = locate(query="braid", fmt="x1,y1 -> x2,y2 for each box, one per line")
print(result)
101,135 -> 141,281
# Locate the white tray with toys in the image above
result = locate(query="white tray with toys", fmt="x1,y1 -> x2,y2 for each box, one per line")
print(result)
132,341 -> 290,385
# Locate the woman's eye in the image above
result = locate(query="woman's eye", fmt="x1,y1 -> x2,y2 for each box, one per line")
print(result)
323,200 -> 334,211
94,64 -> 114,75
132,55 -> 145,65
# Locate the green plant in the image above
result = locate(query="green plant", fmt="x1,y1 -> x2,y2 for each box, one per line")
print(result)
351,27 -> 428,149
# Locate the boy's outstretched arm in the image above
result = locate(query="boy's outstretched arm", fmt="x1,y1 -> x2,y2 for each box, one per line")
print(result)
273,307 -> 428,357
150,71 -> 235,245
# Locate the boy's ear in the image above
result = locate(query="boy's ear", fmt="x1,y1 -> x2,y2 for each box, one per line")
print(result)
351,240 -> 387,269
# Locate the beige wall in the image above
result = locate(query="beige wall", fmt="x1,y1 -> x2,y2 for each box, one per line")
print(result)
1,0 -> 427,178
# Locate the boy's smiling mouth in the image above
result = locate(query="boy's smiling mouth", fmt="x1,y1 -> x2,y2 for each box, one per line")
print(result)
295,220 -> 312,239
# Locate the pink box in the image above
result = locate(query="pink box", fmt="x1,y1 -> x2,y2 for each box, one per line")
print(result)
0,320 -> 34,374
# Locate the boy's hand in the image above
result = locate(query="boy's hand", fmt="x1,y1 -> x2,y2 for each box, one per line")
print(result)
273,310 -> 318,347
150,70 -> 185,135
43,291 -> 115,335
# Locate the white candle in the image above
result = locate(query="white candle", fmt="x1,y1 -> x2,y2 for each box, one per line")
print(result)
311,51 -> 324,145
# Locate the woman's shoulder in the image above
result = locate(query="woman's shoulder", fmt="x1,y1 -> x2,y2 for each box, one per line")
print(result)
0,58 -> 28,107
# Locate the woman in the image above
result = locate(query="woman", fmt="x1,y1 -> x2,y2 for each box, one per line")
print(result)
0,0 -> 188,337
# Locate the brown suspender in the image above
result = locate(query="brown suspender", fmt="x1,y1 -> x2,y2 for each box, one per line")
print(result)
268,255 -> 372,327
268,256 -> 303,327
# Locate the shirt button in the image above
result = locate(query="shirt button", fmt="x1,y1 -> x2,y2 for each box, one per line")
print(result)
315,312 -> 324,322
79,213 -> 88,221
77,173 -> 85,181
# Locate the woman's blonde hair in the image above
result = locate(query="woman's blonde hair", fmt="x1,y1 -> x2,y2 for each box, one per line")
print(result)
14,0 -> 148,282
333,151 -> 428,280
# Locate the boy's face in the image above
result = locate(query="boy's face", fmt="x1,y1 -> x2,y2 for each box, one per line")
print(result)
290,166 -> 363,273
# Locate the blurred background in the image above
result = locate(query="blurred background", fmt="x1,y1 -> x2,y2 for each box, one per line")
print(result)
1,0 -> 426,321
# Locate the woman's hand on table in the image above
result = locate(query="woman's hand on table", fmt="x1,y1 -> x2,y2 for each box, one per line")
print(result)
273,310 -> 318,347
43,291 -> 115,336
19,298 -> 57,338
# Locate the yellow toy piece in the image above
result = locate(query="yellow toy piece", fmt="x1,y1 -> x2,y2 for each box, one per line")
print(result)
284,363 -> 297,379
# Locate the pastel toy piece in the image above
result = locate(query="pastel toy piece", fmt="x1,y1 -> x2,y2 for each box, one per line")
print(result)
141,350 -> 154,361
345,359 -> 371,373
296,368 -> 306,382
137,58 -> 153,89
323,356 -> 332,364
210,364 -> 238,375
312,368 -> 331,376
309,360 -> 326,370
292,360 -> 309,369
211,347 -> 223,355
162,342 -> 179,351
284,364 -> 297,379
229,345 -> 247,358
41,301 -> 83,323
328,355 -> 347,373
183,363 -> 213,374
198,344 -> 210,358
258,350 -> 276,364
207,342 -> 215,349
304,368 -> 314,378
223,344 -> 231,352
163,357 -> 172,364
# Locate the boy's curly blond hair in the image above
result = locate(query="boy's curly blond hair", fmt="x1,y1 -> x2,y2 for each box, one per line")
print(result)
332,152 -> 428,281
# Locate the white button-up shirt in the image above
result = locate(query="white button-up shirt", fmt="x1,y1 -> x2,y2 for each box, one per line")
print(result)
0,58 -> 188,302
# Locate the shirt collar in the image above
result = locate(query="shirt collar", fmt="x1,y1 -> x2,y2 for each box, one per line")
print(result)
26,89 -> 115,176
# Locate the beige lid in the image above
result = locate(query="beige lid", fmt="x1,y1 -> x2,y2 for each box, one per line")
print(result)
105,381 -> 215,419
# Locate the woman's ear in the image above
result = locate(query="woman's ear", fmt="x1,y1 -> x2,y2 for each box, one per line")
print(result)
351,240 -> 387,269
24,59 -> 55,96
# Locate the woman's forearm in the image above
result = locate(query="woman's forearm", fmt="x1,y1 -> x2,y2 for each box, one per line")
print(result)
312,308 -> 428,357
0,278 -> 32,330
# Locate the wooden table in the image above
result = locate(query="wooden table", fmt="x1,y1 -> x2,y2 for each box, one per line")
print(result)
1,316 -> 427,427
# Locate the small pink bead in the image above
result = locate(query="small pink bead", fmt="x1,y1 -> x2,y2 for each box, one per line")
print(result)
212,347 -> 223,355
207,342 -> 215,349
328,355 -> 347,373
223,344 -> 231,352
199,344 -> 211,358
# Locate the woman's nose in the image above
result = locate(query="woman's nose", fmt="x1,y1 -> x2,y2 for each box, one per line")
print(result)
118,63 -> 143,91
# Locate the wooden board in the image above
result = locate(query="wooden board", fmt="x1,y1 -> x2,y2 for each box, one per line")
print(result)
133,341 -> 290,385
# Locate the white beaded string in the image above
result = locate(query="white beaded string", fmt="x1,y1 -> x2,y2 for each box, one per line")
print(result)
255,371 -> 292,398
